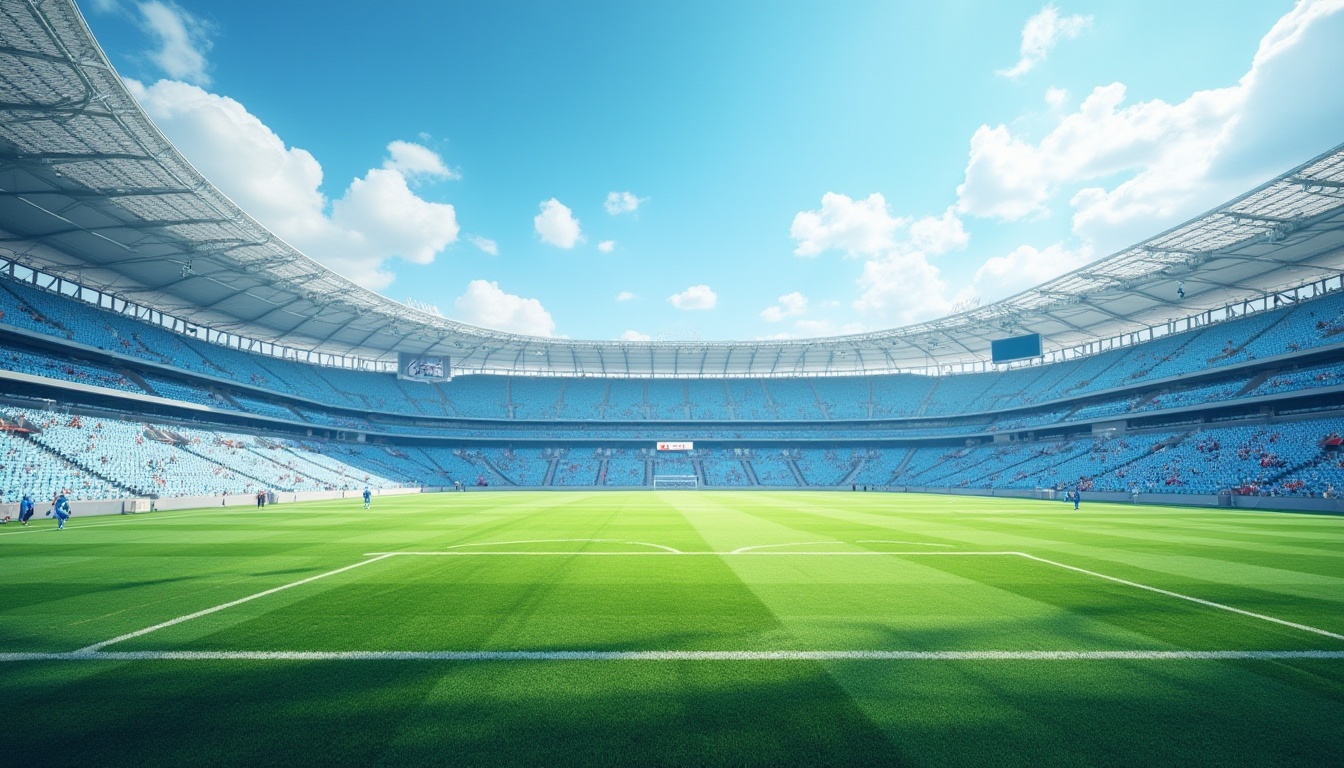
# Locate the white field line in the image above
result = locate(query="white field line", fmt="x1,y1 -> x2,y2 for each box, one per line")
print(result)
2,650 -> 1343,663
78,548 -> 1344,656
857,540 -> 956,548
362,551 -> 1020,557
1016,553 -> 1344,641
731,542 -> 834,554
445,538 -> 684,553
77,554 -> 396,653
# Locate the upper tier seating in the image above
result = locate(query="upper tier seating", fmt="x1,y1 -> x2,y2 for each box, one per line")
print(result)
5,274 -> 1344,426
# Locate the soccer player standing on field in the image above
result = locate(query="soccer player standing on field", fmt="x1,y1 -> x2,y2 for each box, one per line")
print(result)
18,494 -> 35,525
363,487 -> 372,510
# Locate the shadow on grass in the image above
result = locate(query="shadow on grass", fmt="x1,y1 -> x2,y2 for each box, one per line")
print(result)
0,658 -> 904,767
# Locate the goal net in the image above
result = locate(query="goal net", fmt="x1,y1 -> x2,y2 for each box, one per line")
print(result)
653,475 -> 699,489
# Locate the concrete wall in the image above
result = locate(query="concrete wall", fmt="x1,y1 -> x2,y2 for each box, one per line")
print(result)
0,486 -> 427,519
888,486 -> 1342,514
0,498 -> 134,519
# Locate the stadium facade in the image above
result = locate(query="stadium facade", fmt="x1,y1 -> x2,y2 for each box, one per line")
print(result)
2,0 -> 1344,511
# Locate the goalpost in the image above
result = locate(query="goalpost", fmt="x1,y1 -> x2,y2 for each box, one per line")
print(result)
653,475 -> 699,489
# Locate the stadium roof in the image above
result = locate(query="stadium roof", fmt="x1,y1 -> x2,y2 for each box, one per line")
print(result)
2,0 -> 1344,377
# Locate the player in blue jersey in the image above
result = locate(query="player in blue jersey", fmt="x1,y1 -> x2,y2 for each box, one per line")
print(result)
18,494 -> 35,525
48,492 -> 71,529
1072,488 -> 1082,510
362,487 -> 372,510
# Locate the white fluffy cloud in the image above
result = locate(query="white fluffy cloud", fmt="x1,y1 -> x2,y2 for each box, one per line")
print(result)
139,1 -> 211,85
973,242 -> 1091,297
597,240 -> 616,253
908,208 -> 969,255
534,198 -> 583,248
852,248 -> 967,327
615,291 -> 637,302
668,284 -> 717,311
452,280 -> 556,337
760,292 -> 808,322
998,5 -> 1092,79
604,191 -> 644,215
790,192 -> 904,257
126,79 -> 460,290
619,330 -> 651,342
384,140 -> 457,179
467,235 -> 498,255
960,0 -> 1344,255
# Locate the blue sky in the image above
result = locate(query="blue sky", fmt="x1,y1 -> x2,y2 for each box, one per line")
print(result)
80,0 -> 1344,341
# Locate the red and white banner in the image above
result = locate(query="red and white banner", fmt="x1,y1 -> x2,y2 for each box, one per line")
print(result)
656,441 -> 694,451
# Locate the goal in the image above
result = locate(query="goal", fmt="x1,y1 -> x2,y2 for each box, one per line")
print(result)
653,475 -> 699,489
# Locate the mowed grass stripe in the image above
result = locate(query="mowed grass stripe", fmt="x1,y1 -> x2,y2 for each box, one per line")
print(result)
1,491 -> 1342,768
5,650 -> 1344,662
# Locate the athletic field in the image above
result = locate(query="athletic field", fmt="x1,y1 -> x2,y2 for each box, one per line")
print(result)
2,491 -> 1342,766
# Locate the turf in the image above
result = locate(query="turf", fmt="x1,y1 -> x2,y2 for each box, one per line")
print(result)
1,491 -> 1342,766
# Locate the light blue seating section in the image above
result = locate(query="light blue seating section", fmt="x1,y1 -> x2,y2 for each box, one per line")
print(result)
6,272 -> 1344,427
0,427 -> 123,502
0,345 -> 142,393
553,451 -> 602,486
561,379 -> 606,420
604,451 -> 646,486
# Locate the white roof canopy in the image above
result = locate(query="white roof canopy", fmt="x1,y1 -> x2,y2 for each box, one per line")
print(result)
1,0 -> 1343,376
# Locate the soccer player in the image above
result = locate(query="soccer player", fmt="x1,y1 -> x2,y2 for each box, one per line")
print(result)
362,487 -> 372,510
18,494 -> 35,525
50,492 -> 71,529
1072,488 -> 1082,510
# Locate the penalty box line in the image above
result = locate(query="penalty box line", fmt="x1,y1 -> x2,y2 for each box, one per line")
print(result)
75,554 -> 397,654
4,650 -> 1344,663
77,549 -> 1344,654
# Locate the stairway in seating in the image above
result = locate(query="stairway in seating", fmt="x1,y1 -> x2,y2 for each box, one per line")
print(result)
740,458 -> 760,486
808,379 -> 832,420
1235,370 -> 1274,397
890,447 -> 917,480
785,455 -> 807,486
914,378 -> 943,417
121,369 -> 158,395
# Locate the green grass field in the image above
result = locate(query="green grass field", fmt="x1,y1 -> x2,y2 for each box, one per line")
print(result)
2,491 -> 1342,767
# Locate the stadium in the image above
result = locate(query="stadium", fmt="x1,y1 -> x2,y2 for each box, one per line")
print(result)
1,1 -> 1342,766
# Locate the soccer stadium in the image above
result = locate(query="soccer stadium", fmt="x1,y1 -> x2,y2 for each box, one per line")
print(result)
1,1 -> 1342,765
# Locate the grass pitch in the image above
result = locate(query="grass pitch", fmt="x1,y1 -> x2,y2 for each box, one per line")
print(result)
2,491 -> 1342,766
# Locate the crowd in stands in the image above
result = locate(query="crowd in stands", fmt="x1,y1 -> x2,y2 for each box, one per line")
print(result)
6,397 -> 1344,498
7,273 -> 1344,503
5,273 -> 1344,431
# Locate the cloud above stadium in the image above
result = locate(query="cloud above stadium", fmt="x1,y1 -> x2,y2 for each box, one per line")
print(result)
960,0 -> 1344,252
452,280 -> 557,337
129,77 -> 461,291
668,285 -> 717,311
997,5 -> 1093,80
793,0 -> 1344,327
534,199 -> 583,249
604,191 -> 645,215
89,0 -> 1344,340
138,1 -> 212,85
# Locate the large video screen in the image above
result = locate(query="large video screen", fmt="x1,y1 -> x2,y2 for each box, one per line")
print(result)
991,333 -> 1042,363
398,353 -> 450,382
